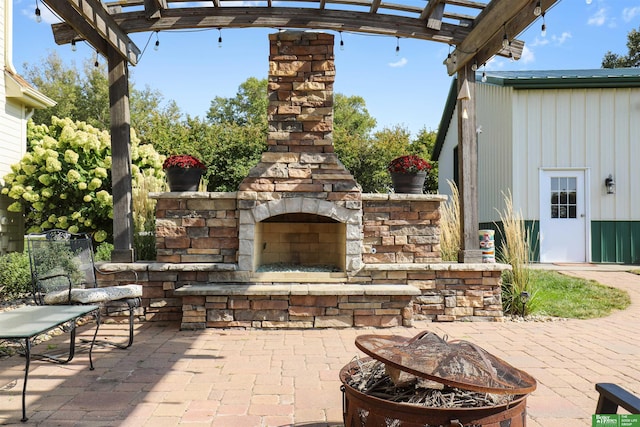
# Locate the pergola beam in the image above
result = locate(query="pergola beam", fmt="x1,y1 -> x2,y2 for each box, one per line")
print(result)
52,7 -> 472,46
44,0 -> 140,65
446,0 -> 553,75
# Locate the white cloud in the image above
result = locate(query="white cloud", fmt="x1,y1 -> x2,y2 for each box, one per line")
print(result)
588,8 -> 607,26
529,37 -> 550,48
623,7 -> 640,22
388,57 -> 408,68
552,32 -> 572,45
21,5 -> 60,25
520,45 -> 535,64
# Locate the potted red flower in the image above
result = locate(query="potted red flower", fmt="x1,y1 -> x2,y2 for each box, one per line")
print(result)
387,155 -> 431,194
163,155 -> 206,192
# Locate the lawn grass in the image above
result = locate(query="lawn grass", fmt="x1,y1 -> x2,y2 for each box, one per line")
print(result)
529,269 -> 631,319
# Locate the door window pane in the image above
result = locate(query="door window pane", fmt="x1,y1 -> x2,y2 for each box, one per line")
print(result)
550,177 -> 577,219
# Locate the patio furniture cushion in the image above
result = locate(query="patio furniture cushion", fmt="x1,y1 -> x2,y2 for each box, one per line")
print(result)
44,284 -> 142,305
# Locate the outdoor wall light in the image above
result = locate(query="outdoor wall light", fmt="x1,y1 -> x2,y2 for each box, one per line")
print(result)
605,174 -> 615,194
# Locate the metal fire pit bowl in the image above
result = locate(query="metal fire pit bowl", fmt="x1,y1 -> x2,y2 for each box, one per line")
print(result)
340,331 -> 537,427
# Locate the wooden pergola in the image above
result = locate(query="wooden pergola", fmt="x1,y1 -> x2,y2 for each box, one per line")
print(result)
40,0 -> 559,262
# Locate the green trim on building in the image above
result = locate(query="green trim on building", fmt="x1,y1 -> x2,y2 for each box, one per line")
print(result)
479,221 -> 540,263
591,221 -> 640,264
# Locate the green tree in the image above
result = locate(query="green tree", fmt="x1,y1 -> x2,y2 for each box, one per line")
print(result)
602,27 -> 640,68
1,118 -> 165,241
207,77 -> 268,127
22,52 -> 179,142
412,126 -> 439,193
22,51 -> 82,125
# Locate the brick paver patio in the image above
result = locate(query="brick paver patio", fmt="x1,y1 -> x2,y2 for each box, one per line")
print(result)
1,267 -> 638,426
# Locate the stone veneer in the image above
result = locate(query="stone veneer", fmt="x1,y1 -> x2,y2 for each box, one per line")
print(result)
95,31 -> 509,329
132,191 -> 510,329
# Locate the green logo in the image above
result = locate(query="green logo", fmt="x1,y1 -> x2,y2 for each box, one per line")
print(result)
594,415 -> 640,427
593,415 -> 619,427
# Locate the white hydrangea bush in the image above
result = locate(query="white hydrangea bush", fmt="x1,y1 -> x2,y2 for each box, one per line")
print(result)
2,117 -> 165,242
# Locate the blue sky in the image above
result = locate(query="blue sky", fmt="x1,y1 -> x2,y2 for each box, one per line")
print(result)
10,0 -> 640,136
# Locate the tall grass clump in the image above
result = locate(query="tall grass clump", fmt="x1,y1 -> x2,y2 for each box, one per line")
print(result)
133,173 -> 162,260
440,180 -> 460,261
496,190 -> 535,316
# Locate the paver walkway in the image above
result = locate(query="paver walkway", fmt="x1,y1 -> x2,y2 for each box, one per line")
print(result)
0,267 -> 638,426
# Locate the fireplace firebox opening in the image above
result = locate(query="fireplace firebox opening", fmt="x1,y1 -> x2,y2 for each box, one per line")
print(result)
255,213 -> 346,272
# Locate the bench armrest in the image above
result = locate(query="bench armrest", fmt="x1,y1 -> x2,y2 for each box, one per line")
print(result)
595,383 -> 640,414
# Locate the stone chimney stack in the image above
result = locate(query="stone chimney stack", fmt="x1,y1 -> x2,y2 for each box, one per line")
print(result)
266,30 -> 335,153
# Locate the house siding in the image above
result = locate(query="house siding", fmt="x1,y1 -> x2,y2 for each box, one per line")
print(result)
513,87 -> 640,222
592,221 -> 640,264
437,72 -> 640,264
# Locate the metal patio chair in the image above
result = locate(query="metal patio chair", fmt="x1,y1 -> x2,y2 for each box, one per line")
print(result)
26,229 -> 142,349
595,383 -> 640,414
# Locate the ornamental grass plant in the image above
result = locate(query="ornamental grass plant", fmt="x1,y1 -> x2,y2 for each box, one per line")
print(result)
496,190 -> 536,316
440,180 -> 461,262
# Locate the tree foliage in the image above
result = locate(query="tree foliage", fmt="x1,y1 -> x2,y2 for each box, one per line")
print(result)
1,117 -> 165,241
22,52 -> 175,143
207,77 -> 269,127
602,27 -> 640,68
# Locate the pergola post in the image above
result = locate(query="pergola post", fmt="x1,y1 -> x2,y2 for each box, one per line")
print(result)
107,46 -> 135,262
456,63 -> 482,263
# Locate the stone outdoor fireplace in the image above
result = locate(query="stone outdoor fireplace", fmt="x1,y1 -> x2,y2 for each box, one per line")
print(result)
236,31 -> 362,276
144,31 -> 509,330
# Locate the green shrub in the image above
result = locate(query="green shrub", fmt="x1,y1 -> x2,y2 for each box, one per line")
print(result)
0,252 -> 32,298
95,242 -> 114,261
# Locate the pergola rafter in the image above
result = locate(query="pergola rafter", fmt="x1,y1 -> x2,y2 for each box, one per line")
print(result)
37,0 -> 559,262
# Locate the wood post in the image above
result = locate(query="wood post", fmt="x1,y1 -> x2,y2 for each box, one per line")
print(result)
456,63 -> 482,263
108,46 -> 135,262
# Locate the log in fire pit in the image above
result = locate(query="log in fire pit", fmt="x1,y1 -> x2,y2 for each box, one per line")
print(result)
340,331 -> 537,427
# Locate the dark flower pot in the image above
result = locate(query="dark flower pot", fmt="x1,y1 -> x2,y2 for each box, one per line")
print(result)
165,167 -> 203,192
390,172 -> 426,194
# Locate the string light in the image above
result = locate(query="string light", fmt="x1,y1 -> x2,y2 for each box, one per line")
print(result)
446,45 -> 452,64
339,31 -> 344,51
217,28 -> 222,48
533,1 -> 542,17
541,13 -> 547,37
154,31 -> 160,51
94,50 -> 99,67
471,60 -> 478,71
35,0 -> 42,23
71,39 -> 77,52
502,26 -> 510,50
395,37 -> 400,56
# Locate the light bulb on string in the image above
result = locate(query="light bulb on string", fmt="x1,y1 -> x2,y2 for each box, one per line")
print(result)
71,39 -> 77,52
154,31 -> 160,51
94,51 -> 99,67
339,31 -> 344,51
534,1 -> 542,16
395,37 -> 400,56
541,13 -> 547,37
35,0 -> 42,23
218,28 -> 222,48
502,29 -> 510,50
471,61 -> 478,71
446,45 -> 452,64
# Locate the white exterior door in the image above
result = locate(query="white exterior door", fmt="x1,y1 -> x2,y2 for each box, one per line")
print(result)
539,169 -> 588,263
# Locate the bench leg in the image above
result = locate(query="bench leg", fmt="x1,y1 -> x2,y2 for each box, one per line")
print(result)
21,339 -> 30,422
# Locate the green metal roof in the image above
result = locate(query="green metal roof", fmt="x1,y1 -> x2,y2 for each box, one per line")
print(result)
432,68 -> 640,161
482,68 -> 640,89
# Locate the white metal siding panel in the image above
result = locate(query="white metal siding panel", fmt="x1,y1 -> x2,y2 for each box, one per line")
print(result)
438,105 -> 458,196
513,87 -> 639,222
628,89 -> 640,220
477,83 -> 513,222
